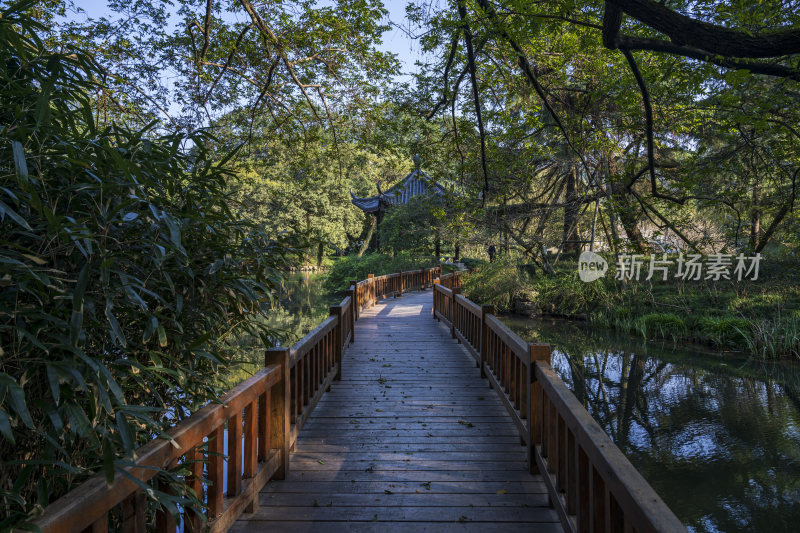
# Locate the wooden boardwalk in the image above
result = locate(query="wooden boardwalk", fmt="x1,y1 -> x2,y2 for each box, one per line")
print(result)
232,290 -> 562,532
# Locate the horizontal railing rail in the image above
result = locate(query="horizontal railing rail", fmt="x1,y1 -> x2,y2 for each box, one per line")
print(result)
432,281 -> 453,325
31,367 -> 283,533
433,281 -> 686,533
348,266 -> 441,317
32,289 -> 357,533
438,270 -> 463,289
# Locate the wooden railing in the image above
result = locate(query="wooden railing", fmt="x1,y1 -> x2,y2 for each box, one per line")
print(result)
32,292 -> 356,533
275,292 -> 354,450
438,269 -> 463,289
31,367 -> 284,533
348,266 -> 441,317
432,283 -> 686,533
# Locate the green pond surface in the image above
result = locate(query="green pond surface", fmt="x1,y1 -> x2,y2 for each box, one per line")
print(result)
266,275 -> 800,532
268,272 -> 340,344
502,315 -> 800,533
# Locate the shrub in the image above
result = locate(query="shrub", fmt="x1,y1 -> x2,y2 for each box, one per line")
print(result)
461,257 -> 528,312
0,8 -> 293,528
745,317 -> 800,360
534,273 -> 611,316
461,256 -> 487,270
636,313 -> 686,340
378,196 -> 439,255
697,316 -> 751,348
324,252 -> 440,292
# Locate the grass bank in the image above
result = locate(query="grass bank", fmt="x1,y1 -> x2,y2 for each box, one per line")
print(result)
461,256 -> 800,360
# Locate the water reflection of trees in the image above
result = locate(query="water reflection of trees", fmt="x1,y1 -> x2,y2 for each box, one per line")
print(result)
505,318 -> 800,533
268,273 -> 338,343
227,274 -> 337,384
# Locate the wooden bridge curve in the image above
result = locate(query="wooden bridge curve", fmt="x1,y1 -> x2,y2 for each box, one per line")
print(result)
232,289 -> 561,532
32,268 -> 687,533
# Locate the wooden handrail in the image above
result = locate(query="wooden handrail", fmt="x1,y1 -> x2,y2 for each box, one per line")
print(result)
432,279 -> 687,533
534,362 -> 686,533
438,270 -> 463,289
432,281 -> 453,325
349,266 -> 441,314
32,288 -> 358,533
31,367 -> 283,533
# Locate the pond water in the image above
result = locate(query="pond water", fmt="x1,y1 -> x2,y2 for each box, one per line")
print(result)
502,315 -> 800,533
267,271 -> 340,344
225,272 -> 339,385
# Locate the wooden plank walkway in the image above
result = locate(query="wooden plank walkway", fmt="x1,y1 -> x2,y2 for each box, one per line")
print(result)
232,290 -> 562,532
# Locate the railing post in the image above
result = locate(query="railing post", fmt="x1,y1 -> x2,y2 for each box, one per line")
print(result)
432,279 -> 440,319
480,304 -> 494,375
349,280 -> 358,317
265,347 -> 290,479
368,273 -> 374,306
346,286 -> 356,343
330,305 -> 343,381
420,267 -> 426,290
121,491 -> 146,533
450,286 -> 461,339
528,343 -> 551,475
397,270 -> 403,297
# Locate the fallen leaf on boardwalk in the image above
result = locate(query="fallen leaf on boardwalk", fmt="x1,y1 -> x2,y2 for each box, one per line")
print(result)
317,460 -> 325,464
496,489 -> 508,494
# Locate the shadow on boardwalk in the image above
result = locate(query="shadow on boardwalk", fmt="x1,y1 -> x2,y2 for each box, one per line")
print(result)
232,290 -> 562,532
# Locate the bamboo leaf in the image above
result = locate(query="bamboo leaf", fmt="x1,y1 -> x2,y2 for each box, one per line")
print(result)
105,300 -> 127,347
116,411 -> 135,453
102,438 -> 115,486
0,408 -> 15,444
0,199 -> 32,230
73,262 -> 89,312
11,140 -> 29,179
46,365 -> 60,404
158,325 -> 167,347
0,374 -> 34,429
70,309 -> 83,345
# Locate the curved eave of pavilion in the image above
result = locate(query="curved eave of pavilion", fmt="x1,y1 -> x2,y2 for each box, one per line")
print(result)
350,169 -> 447,213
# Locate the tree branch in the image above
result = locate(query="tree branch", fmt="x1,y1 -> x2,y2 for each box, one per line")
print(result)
618,36 -> 800,80
458,0 -> 490,199
602,3 -> 622,50
608,0 -> 800,58
476,0 -> 597,188
202,23 -> 252,105
620,47 -> 683,203
201,0 -> 213,61
427,31 -> 460,119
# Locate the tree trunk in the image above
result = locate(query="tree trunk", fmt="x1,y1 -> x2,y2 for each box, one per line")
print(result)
609,181 -> 646,252
589,200 -> 599,252
375,210 -> 383,253
749,180 -> 761,251
358,215 -> 376,257
563,167 -> 580,253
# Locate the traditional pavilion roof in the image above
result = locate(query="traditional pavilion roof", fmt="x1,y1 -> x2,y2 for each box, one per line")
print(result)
350,167 -> 447,213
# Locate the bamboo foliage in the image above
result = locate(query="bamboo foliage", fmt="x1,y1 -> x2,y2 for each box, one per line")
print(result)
0,4 -> 295,528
